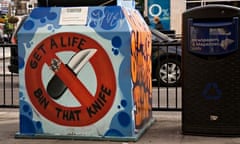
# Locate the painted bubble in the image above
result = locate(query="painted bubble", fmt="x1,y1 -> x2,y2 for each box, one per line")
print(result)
118,112 -> 131,127
23,20 -> 34,30
112,36 -> 122,48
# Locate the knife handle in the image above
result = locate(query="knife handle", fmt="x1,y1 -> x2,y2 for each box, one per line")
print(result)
47,65 -> 75,99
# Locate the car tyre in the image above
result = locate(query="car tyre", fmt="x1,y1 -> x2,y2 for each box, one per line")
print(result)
156,59 -> 181,87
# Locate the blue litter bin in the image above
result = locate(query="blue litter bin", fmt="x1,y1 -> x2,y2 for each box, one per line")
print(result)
15,1 -> 153,141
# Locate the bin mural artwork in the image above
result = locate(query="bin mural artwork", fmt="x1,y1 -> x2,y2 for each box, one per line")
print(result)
17,6 -> 153,140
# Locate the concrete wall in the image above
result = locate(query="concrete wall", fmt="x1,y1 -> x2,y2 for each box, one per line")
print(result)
170,0 -> 186,35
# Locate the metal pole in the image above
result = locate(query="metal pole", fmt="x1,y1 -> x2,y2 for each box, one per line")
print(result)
144,0 -> 148,17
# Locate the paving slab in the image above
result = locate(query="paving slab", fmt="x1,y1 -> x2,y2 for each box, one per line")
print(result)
0,109 -> 239,144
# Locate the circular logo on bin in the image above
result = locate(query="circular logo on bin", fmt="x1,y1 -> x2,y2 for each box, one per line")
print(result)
25,32 -> 116,126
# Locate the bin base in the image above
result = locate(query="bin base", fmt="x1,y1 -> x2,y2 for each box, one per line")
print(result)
15,118 -> 155,142
183,125 -> 240,137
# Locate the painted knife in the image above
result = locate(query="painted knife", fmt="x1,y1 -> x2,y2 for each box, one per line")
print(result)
47,49 -> 97,99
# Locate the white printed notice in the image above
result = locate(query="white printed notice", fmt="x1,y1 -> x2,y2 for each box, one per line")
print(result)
59,7 -> 88,25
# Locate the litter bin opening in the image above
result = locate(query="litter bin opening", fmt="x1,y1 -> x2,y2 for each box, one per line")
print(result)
187,17 -> 238,56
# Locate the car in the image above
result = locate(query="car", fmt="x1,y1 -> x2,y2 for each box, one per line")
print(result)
151,29 -> 182,87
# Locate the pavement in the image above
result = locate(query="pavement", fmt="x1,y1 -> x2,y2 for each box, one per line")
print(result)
1,109 -> 240,144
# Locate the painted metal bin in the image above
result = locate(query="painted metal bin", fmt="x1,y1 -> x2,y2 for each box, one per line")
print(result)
16,6 -> 153,141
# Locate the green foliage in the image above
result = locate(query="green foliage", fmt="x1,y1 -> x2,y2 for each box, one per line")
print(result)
4,21 -> 14,35
8,16 -> 19,24
1,15 -> 17,41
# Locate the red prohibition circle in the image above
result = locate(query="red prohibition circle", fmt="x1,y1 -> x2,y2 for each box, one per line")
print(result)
25,32 -> 116,126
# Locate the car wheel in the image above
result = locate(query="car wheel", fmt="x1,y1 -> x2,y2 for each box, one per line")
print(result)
156,59 -> 181,87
